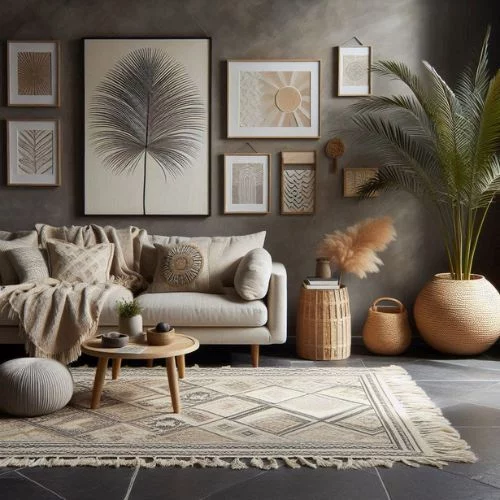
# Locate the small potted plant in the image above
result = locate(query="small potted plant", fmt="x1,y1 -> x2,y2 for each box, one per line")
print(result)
147,322 -> 176,346
116,299 -> 143,339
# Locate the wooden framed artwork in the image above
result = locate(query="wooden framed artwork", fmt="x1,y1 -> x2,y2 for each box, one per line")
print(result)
281,151 -> 316,215
343,167 -> 379,197
227,60 -> 320,138
224,154 -> 271,214
84,38 -> 211,215
7,41 -> 60,107
7,119 -> 61,186
337,46 -> 372,96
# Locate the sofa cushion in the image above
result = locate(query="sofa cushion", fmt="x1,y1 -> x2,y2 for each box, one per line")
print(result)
0,231 -> 38,285
46,240 -> 114,283
6,247 -> 50,284
140,232 -> 266,286
135,289 -> 267,327
234,248 -> 272,300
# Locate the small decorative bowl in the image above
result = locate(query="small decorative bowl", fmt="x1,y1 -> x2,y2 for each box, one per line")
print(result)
146,327 -> 176,346
101,332 -> 129,348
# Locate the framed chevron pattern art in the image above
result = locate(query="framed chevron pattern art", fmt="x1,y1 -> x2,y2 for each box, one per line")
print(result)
280,151 -> 316,215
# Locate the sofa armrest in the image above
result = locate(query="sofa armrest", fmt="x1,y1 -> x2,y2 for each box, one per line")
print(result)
267,262 -> 287,344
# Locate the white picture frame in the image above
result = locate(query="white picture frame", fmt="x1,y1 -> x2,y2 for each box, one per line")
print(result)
227,60 -> 320,138
7,119 -> 61,186
224,154 -> 271,214
337,46 -> 372,97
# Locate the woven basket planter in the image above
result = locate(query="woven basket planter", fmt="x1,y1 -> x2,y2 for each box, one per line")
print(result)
414,273 -> 500,355
362,297 -> 412,355
296,286 -> 351,360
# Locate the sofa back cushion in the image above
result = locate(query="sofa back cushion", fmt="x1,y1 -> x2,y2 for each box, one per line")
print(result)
141,232 -> 266,289
234,248 -> 273,300
46,240 -> 114,283
0,231 -> 38,285
6,247 -> 50,284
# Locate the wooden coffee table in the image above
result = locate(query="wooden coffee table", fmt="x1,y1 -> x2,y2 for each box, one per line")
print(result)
81,333 -> 199,413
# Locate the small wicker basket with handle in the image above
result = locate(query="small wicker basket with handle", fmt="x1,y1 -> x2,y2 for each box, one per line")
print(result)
362,297 -> 411,355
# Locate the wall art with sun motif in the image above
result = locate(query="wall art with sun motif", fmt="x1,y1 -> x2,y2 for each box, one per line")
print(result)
227,60 -> 320,138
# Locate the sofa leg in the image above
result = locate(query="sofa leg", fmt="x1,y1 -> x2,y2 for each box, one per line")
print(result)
251,345 -> 259,368
146,359 -> 154,368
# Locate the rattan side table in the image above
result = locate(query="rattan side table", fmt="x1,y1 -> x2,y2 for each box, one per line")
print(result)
296,286 -> 351,360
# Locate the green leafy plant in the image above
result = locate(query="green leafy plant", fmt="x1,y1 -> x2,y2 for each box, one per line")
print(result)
116,299 -> 142,318
346,28 -> 499,280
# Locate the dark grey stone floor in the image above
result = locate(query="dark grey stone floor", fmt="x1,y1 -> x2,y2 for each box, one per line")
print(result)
1,342 -> 500,500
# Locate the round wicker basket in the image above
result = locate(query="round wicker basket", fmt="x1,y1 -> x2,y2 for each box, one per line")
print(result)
296,286 -> 351,360
362,297 -> 411,355
414,273 -> 500,355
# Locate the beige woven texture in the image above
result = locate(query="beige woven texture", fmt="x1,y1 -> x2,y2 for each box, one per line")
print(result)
414,273 -> 500,355
362,297 -> 411,355
297,287 -> 351,360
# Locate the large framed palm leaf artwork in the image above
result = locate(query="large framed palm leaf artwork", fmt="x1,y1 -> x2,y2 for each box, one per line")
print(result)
84,38 -> 211,215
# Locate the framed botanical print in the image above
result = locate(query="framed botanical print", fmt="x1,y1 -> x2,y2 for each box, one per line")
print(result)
343,167 -> 379,197
227,60 -> 320,138
7,119 -> 61,186
337,46 -> 372,96
281,151 -> 316,215
7,41 -> 60,107
84,38 -> 211,215
224,154 -> 271,214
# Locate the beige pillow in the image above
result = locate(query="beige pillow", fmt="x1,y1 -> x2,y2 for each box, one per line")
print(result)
234,248 -> 272,300
46,240 -> 114,283
150,242 -> 212,293
0,231 -> 38,284
6,247 -> 49,284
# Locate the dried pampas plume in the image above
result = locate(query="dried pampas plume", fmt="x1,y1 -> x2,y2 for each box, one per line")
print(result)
316,216 -> 396,280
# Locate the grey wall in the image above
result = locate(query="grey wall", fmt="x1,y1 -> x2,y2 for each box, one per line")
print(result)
0,0 -> 498,340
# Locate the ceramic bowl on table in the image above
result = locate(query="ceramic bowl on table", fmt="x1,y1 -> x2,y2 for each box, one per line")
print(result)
101,332 -> 129,348
147,327 -> 176,346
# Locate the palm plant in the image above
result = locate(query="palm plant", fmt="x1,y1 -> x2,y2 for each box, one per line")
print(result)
347,28 -> 499,280
89,48 -> 205,215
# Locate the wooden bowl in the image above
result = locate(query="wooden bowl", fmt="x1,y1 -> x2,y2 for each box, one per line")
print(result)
101,332 -> 129,348
146,327 -> 176,346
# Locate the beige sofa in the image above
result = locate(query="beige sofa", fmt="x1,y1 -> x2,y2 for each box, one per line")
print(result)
0,229 -> 287,367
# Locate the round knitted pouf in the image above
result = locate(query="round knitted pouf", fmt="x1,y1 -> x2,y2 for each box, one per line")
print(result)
0,358 -> 74,417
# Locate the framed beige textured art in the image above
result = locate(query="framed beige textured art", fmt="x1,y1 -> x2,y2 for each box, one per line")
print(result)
343,167 -> 379,197
84,38 -> 211,215
224,154 -> 271,214
280,151 -> 316,215
7,41 -> 60,107
227,60 -> 320,138
337,46 -> 372,96
7,119 -> 61,186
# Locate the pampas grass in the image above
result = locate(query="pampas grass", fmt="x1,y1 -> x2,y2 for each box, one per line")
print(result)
317,217 -> 396,282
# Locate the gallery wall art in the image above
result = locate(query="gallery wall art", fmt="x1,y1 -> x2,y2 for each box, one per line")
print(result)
227,60 -> 320,138
224,154 -> 271,214
281,151 -> 316,215
7,119 -> 61,186
7,41 -> 60,107
84,38 -> 211,215
343,167 -> 379,197
337,46 -> 372,96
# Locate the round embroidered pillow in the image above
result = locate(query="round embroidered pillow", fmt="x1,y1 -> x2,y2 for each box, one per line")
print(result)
0,358 -> 74,417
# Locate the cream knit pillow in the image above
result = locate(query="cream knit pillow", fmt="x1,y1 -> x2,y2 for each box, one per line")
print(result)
0,231 -> 38,284
234,248 -> 272,300
6,247 -> 49,284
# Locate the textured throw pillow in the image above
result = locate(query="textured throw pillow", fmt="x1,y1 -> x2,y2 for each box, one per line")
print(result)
234,248 -> 272,300
46,240 -> 114,283
0,231 -> 38,285
150,242 -> 212,293
6,247 -> 50,284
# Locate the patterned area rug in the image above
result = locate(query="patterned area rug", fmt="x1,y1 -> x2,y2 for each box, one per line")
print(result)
0,366 -> 476,469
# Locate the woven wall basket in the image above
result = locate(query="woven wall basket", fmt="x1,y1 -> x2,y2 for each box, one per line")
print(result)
296,286 -> 351,360
414,273 -> 500,355
362,297 -> 412,355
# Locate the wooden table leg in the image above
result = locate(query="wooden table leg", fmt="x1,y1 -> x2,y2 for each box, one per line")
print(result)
146,359 -> 154,368
112,358 -> 121,380
176,355 -> 185,379
166,357 -> 181,413
91,357 -> 109,409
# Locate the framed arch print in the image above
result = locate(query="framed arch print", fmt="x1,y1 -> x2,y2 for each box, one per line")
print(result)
227,60 -> 320,138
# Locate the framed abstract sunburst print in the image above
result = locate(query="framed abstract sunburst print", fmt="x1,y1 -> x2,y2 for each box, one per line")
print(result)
337,46 -> 372,96
84,38 -> 211,215
7,41 -> 60,107
224,154 -> 271,214
227,60 -> 320,138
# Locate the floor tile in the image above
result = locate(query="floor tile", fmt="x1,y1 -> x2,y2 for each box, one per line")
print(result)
417,381 -> 500,408
460,382 -> 500,409
378,464 -> 500,500
21,466 -> 135,500
0,472 -> 63,500
442,403 -> 500,427
207,467 -> 388,500
129,467 -> 265,500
